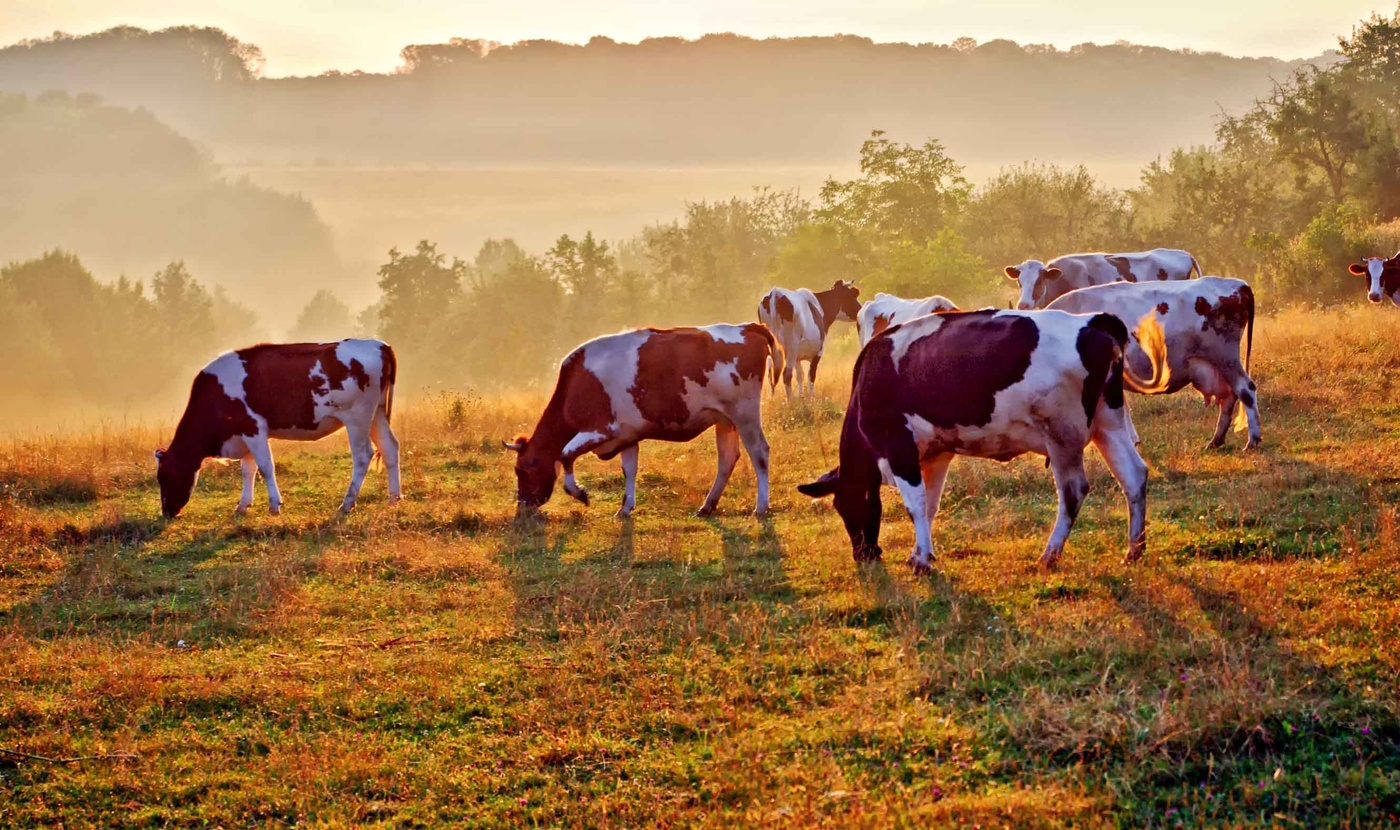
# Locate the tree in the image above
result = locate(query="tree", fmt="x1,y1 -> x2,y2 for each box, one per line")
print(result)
289,289 -> 353,341
376,240 -> 465,352
965,162 -> 1130,268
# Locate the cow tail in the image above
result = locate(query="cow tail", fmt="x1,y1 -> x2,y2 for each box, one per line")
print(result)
373,344 -> 397,471
756,323 -> 783,392
1119,312 -> 1172,394
1231,284 -> 1255,434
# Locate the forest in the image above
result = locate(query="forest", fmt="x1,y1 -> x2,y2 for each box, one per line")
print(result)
2,12 -> 1400,420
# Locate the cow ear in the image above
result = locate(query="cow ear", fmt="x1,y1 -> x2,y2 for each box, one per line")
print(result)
1044,267 -> 1063,280
154,448 -> 166,461
796,467 -> 841,498
1350,262 -> 1369,276
502,436 -> 529,452
1004,266 -> 1021,280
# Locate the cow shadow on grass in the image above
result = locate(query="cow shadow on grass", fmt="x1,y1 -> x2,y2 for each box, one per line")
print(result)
3,511 -> 336,645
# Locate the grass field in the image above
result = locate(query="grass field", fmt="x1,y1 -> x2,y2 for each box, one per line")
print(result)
1,307 -> 1398,827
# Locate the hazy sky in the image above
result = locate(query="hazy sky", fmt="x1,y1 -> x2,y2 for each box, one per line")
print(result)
3,0 -> 1390,76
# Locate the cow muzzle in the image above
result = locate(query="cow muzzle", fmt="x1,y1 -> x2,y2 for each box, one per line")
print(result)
1016,302 -> 1034,311
1370,292 -> 1382,303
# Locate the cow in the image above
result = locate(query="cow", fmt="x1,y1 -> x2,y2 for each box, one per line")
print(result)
1006,248 -> 1201,310
798,308 -> 1170,573
757,280 -> 862,397
155,339 -> 399,519
856,292 -> 960,345
505,324 -> 777,518
1047,277 -> 1260,450
1348,252 -> 1400,306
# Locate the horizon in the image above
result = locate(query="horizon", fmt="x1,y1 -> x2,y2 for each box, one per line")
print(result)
2,0 -> 1385,77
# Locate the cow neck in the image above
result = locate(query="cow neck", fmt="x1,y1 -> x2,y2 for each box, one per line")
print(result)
525,376 -> 578,464
813,288 -> 846,335
167,379 -> 225,464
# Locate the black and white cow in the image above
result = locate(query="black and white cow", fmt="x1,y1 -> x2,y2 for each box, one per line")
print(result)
856,292 -> 960,345
1349,252 -> 1400,306
156,340 -> 399,518
1047,277 -> 1260,449
1007,248 -> 1201,310
506,324 -> 777,517
799,309 -> 1170,572
757,281 -> 862,397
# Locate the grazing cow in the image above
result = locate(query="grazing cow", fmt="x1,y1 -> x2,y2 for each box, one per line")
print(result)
856,292 -> 960,345
798,309 -> 1170,572
155,340 -> 399,519
1006,248 -> 1201,310
506,324 -> 777,518
757,280 -> 862,397
1047,277 -> 1260,449
1348,253 -> 1400,306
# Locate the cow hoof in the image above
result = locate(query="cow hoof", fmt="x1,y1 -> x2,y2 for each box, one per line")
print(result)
615,506 -> 634,519
1039,550 -> 1062,569
1243,438 -> 1262,451
234,505 -> 250,516
752,506 -> 769,519
1204,440 -> 1225,451
695,505 -> 716,518
269,505 -> 282,516
854,544 -> 883,562
387,494 -> 402,506
906,555 -> 933,576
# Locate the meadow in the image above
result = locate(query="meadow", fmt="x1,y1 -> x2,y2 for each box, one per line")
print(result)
1,306 -> 1398,827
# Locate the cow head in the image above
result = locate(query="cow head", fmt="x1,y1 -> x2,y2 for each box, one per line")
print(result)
504,435 -> 556,515
1348,253 -> 1400,306
1005,260 -> 1062,310
154,448 -> 199,519
830,280 -> 863,321
797,465 -> 884,563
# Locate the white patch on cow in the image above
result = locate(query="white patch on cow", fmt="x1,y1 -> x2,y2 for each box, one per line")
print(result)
1367,258 -> 1386,302
219,435 -> 250,460
1009,260 -> 1048,310
563,431 -> 609,458
886,313 -> 946,370
859,293 -> 958,345
704,324 -> 748,344
205,351 -> 249,401
1016,249 -> 1198,309
581,330 -> 648,433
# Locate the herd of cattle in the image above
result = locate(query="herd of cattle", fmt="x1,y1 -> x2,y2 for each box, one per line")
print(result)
153,248 -> 1397,573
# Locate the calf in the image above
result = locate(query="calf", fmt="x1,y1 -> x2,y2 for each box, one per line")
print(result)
757,280 -> 862,397
1349,253 -> 1400,306
1007,248 -> 1201,310
857,292 -> 960,345
799,309 -> 1169,572
155,339 -> 399,518
1047,277 -> 1259,449
506,324 -> 777,517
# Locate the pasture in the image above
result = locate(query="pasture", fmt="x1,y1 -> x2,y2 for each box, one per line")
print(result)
1,307 -> 1398,827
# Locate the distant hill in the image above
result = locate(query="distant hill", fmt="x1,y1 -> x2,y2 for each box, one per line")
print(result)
0,27 -> 1337,169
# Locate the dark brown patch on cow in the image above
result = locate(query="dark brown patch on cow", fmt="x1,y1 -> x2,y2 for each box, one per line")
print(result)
813,281 -> 862,333
512,349 -> 616,506
759,295 -> 772,318
157,370 -> 262,517
1109,256 -> 1137,282
238,343 -> 352,432
1157,268 -> 1169,281
1196,290 -> 1250,339
776,294 -> 795,322
631,326 -> 769,428
871,313 -> 894,338
1156,302 -> 1170,315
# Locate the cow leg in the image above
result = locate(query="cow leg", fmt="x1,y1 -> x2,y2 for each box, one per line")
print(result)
617,444 -> 639,518
339,422 -> 374,514
1041,443 -> 1089,568
560,431 -> 613,505
235,456 -> 256,515
1209,393 -> 1238,449
922,453 -> 954,522
370,407 -> 402,504
1236,377 -> 1262,449
883,458 -> 934,575
782,359 -> 797,399
697,422 -> 742,517
1091,407 -> 1150,563
245,434 -> 282,515
736,416 -> 771,517
807,353 -> 821,396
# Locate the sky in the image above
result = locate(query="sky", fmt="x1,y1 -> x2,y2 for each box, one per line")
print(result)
2,0 -> 1391,76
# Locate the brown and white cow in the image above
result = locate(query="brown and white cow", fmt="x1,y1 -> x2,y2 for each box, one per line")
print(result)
506,324 -> 777,517
1047,277 -> 1260,449
856,292 -> 960,345
757,280 -> 862,397
1349,252 -> 1400,306
799,309 -> 1170,572
1007,248 -> 1201,310
155,340 -> 399,519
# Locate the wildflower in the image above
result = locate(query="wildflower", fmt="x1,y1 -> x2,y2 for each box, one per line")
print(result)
1361,727 -> 1371,736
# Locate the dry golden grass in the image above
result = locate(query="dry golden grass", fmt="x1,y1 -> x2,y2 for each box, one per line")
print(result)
1,306 -> 1398,827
